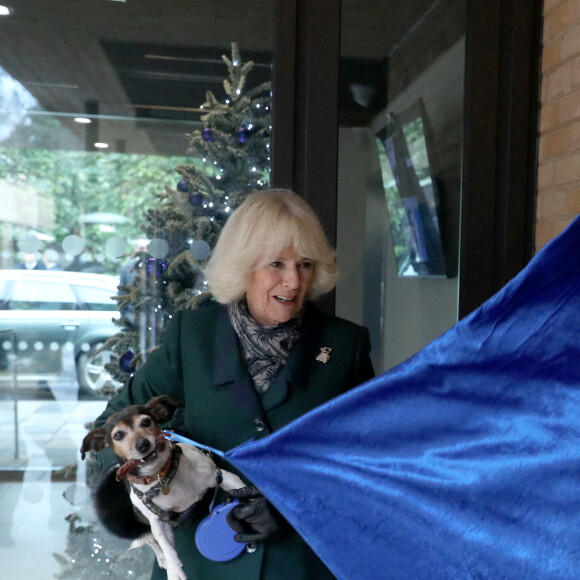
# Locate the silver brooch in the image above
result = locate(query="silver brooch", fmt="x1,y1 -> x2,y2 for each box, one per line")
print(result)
315,347 -> 332,363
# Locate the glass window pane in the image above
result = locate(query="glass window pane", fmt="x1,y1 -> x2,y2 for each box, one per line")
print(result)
337,0 -> 466,374
0,2 -> 273,577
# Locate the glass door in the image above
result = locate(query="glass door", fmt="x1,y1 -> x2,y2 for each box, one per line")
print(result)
336,0 -> 466,373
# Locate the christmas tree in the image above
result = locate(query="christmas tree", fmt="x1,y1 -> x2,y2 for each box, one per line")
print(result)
57,43 -> 271,579
101,42 -> 272,392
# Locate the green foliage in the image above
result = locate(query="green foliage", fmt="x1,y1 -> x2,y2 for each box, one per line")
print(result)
103,42 -> 271,387
0,147 -> 192,274
183,42 -> 272,210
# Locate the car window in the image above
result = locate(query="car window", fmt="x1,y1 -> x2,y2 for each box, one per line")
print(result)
8,280 -> 78,311
74,285 -> 118,311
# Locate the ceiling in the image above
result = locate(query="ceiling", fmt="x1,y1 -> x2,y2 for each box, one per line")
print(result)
0,0 -> 435,157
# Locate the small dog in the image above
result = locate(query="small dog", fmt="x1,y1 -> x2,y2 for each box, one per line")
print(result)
80,395 -> 245,580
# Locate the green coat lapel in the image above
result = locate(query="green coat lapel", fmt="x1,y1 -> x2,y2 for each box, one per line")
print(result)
262,304 -> 322,409
210,306 -> 264,421
281,303 -> 323,389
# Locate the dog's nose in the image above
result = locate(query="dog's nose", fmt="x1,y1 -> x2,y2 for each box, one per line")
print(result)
136,437 -> 151,454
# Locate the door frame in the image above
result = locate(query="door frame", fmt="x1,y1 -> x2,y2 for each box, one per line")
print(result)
271,0 -> 542,318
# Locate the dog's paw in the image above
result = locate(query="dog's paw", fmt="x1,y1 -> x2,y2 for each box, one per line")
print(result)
166,563 -> 187,580
154,553 -> 168,570
138,533 -> 167,570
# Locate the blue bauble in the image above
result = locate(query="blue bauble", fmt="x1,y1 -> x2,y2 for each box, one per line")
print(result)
177,180 -> 188,192
202,127 -> 213,142
145,257 -> 167,276
238,125 -> 248,144
119,351 -> 136,373
189,192 -> 205,207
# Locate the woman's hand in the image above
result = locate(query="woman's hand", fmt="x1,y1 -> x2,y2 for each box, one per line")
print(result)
226,486 -> 286,542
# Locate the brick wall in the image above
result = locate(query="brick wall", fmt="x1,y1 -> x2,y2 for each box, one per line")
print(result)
537,0 -> 580,249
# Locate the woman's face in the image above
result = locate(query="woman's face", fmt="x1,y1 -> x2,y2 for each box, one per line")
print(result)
245,245 -> 314,326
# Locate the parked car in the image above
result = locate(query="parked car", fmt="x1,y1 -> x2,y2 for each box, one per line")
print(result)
0,269 -> 121,395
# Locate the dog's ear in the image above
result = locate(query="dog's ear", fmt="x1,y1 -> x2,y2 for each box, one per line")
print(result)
144,395 -> 182,423
80,427 -> 107,460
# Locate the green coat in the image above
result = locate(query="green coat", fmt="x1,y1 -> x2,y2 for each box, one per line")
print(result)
96,302 -> 374,580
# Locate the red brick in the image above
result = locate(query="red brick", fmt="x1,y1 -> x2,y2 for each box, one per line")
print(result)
555,151 -> 580,183
540,100 -> 560,131
559,87 -> 580,122
561,24 -> 580,60
535,220 -> 555,249
538,160 -> 557,188
573,55 -> 580,86
553,218 -> 574,237
544,0 -> 563,14
570,120 -> 580,150
544,1 -> 577,41
567,185 -> 580,213
540,126 -> 570,158
539,189 -> 569,217
547,62 -> 573,98
542,39 -> 562,73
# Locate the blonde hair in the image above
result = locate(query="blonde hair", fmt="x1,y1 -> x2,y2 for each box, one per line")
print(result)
205,189 -> 339,304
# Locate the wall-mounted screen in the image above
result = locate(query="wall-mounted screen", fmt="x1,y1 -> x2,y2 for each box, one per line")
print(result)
376,98 -> 448,277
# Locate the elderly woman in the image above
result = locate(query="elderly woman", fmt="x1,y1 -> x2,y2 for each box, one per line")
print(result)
94,189 -> 374,579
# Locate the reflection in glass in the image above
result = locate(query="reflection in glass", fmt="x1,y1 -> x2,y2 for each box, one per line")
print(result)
375,99 -> 447,277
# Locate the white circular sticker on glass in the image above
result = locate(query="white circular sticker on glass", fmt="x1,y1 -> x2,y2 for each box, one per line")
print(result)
17,232 -> 41,254
189,240 -> 211,261
148,238 -> 169,259
62,235 -> 85,256
105,237 -> 128,259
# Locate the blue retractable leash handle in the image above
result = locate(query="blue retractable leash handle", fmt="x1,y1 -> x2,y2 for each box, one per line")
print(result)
163,430 -> 247,562
194,500 -> 246,561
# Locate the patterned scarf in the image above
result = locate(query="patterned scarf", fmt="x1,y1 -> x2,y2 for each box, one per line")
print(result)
228,300 -> 302,394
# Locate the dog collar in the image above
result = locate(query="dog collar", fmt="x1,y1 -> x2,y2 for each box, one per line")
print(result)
129,444 -> 184,522
128,444 -> 177,486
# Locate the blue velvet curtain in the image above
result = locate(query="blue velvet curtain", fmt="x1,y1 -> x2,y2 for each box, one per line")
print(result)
226,216 -> 580,579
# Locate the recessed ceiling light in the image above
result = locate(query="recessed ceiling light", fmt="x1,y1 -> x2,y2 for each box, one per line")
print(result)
74,117 -> 92,124
0,5 -> 12,16
94,142 -> 109,149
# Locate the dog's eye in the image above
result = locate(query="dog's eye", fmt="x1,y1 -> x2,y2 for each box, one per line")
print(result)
141,417 -> 152,428
113,431 -> 125,441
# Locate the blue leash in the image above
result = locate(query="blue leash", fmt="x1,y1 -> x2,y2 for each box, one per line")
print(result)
163,430 -> 226,458
163,429 -> 226,514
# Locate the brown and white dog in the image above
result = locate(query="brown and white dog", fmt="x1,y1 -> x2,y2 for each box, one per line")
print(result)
80,395 -> 245,580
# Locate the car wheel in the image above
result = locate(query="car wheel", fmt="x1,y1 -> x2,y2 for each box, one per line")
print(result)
76,343 -> 120,394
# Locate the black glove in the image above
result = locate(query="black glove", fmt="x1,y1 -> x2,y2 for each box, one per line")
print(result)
226,486 -> 286,543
